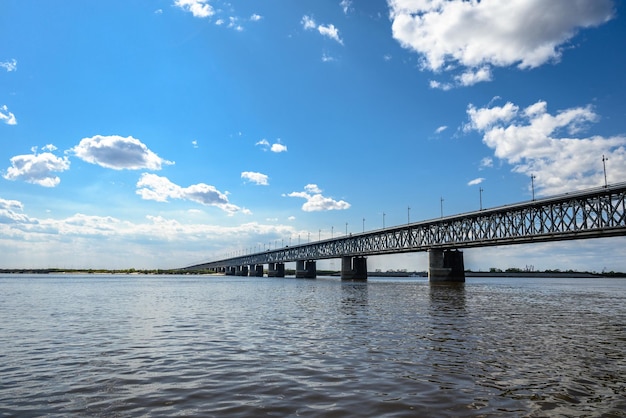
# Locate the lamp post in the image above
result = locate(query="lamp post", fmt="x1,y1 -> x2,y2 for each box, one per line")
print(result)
345,222 -> 348,235
602,155 -> 609,188
407,206 -> 411,224
479,187 -> 483,210
531,174 -> 536,200
440,197 -> 444,218
383,212 -> 386,229
362,217 -> 365,233
331,226 -> 334,238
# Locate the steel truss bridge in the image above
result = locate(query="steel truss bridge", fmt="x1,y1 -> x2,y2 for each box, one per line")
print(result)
184,183 -> 626,275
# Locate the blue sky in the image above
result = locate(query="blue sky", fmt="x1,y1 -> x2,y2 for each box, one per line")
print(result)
1,0 -> 625,271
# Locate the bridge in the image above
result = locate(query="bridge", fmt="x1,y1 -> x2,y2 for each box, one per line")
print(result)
183,182 -> 626,282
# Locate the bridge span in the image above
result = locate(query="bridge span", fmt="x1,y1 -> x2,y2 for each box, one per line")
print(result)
183,183 -> 626,282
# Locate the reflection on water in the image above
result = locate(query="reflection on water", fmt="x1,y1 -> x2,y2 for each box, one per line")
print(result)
0,274 -> 624,417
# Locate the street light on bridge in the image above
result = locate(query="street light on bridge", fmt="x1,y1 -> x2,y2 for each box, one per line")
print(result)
603,155 -> 609,188
531,174 -> 536,201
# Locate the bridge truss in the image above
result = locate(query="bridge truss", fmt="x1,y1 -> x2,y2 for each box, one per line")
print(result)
186,183 -> 626,270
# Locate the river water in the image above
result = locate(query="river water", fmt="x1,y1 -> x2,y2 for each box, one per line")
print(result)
0,274 -> 624,417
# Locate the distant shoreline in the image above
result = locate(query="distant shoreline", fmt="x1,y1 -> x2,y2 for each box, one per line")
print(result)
1,268 -> 625,278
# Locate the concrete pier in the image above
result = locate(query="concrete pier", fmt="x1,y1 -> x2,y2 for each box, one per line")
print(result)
267,262 -> 285,278
341,256 -> 367,281
249,264 -> 264,277
296,260 -> 316,278
428,249 -> 465,282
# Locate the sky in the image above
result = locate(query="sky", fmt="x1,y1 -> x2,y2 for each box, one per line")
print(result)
1,0 -> 626,272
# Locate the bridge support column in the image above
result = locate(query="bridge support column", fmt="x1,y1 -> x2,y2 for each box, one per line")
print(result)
428,249 -> 465,283
296,260 -> 317,278
236,266 -> 248,276
341,256 -> 367,281
226,266 -> 236,276
255,264 -> 264,277
268,263 -> 285,278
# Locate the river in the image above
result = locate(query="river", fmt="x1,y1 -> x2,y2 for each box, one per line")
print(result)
0,274 -> 624,417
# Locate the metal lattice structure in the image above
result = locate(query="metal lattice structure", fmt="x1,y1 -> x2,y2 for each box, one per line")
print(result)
185,183 -> 626,270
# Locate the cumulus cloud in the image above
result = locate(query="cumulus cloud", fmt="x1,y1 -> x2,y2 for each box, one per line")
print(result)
0,105 -> 17,125
250,13 -> 262,21
435,125 -> 447,134
302,15 -> 344,45
71,135 -> 173,170
0,59 -> 17,72
3,149 -> 70,187
389,0 -> 614,86
174,0 -> 214,18
468,177 -> 485,186
465,99 -> 626,195
241,171 -> 269,186
136,173 -> 242,215
286,184 -> 350,212
256,138 -> 287,153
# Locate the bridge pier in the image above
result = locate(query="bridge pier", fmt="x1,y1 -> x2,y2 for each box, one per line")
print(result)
236,265 -> 249,276
428,249 -> 465,283
341,256 -> 367,281
296,260 -> 316,278
267,262 -> 285,278
249,264 -> 264,277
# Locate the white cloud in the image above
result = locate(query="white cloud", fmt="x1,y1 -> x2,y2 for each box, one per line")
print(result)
154,9 -> 163,14
191,140 -> 198,148
250,14 -> 262,22
241,171 -> 269,186
174,0 -> 214,18
304,184 -> 322,194
340,0 -> 353,14
389,0 -> 614,84
256,138 -> 287,153
455,66 -> 492,87
227,16 -> 243,31
71,135 -> 173,170
302,15 -> 316,30
3,150 -> 70,187
302,15 -> 344,45
435,125 -> 447,134
271,143 -> 288,153
322,53 -> 336,63
287,184 -> 351,212
465,100 -> 626,195
0,197 -> 298,269
0,105 -> 17,125
0,59 -> 17,72
318,24 -> 343,45
136,173 -> 242,215
467,177 -> 485,186
480,157 -> 493,168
